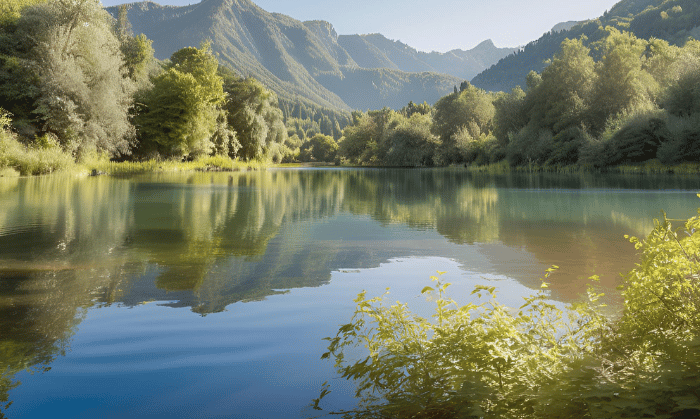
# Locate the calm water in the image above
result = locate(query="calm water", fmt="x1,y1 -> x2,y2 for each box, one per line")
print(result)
1,168 -> 699,418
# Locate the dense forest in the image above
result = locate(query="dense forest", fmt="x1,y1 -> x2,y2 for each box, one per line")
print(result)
1,0 -> 700,175
338,28 -> 700,169
472,0 -> 700,92
0,0 -> 349,175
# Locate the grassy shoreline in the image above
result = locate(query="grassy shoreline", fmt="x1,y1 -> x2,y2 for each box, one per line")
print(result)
463,159 -> 700,175
3,135 -> 700,178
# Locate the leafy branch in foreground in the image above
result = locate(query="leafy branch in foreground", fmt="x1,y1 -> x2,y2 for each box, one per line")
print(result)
313,200 -> 700,418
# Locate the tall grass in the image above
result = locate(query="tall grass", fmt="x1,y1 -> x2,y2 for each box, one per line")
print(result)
0,112 -> 75,176
465,159 -> 700,175
82,155 -> 266,176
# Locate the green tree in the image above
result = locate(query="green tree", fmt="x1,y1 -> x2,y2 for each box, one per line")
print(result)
114,4 -> 155,87
590,28 -> 656,133
221,72 -> 287,161
338,108 -> 394,165
299,134 -> 338,162
136,44 -> 225,158
432,84 -> 495,163
492,87 -> 526,150
529,37 -> 596,133
384,113 -> 438,167
3,0 -> 136,156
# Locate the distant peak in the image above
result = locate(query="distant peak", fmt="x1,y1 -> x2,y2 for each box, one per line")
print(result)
473,39 -> 496,50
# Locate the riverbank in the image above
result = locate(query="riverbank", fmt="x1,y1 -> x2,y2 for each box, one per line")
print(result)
3,132 -> 700,178
464,159 -> 700,175
0,135 -> 266,177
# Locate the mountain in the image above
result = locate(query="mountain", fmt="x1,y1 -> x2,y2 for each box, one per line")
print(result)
109,0 -> 514,111
336,35 -> 516,81
550,21 -> 580,33
472,0 -> 700,92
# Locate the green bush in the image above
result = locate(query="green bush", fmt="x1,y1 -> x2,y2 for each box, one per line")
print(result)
0,109 -> 74,175
316,203 -> 700,418
657,114 -> 700,164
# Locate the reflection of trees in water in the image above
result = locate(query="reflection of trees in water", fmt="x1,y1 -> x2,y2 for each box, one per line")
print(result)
1,170 -> 691,314
2,171 -> 697,308
341,169 -> 501,244
0,265 -> 131,418
0,170 -> 697,415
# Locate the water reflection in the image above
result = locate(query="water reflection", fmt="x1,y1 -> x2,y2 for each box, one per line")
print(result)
0,169 -> 699,417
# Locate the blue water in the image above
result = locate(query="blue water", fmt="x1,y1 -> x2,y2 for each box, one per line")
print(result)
2,169 -> 700,418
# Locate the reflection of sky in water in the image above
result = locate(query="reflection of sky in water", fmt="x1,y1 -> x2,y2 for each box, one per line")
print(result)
2,170 -> 700,418
10,257 -> 530,419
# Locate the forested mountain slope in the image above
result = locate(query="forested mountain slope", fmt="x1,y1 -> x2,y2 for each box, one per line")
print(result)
472,0 -> 700,92
109,0 -> 513,111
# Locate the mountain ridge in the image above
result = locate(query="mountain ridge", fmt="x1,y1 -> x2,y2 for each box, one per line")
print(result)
109,0 -> 515,111
472,0 -> 700,92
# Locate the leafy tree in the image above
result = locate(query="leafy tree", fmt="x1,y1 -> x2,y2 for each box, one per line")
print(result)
400,100 -> 431,118
136,43 -> 225,158
338,108 -> 395,165
220,71 -> 287,161
432,84 -> 495,163
339,111 -> 378,165
663,47 -> 700,118
492,87 -> 526,151
0,0 -> 46,26
384,113 -> 438,167
299,134 -> 338,162
3,0 -> 136,156
590,28 -> 656,133
529,37 -> 596,133
114,5 -> 155,88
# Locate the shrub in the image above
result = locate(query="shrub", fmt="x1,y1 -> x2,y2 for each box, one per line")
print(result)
316,203 -> 700,418
0,109 -> 74,175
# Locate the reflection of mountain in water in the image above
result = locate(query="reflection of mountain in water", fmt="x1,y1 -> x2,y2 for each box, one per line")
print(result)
2,170 -> 699,315
1,169 -> 700,413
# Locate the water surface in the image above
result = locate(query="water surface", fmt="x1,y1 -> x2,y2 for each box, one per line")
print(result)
1,168 -> 699,418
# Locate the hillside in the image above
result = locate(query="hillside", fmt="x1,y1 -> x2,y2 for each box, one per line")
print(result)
337,35 -> 516,81
109,0 -> 513,111
472,0 -> 700,92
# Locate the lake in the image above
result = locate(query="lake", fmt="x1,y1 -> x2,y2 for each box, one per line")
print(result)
1,168 -> 699,418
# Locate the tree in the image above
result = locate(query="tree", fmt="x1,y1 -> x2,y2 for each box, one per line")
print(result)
5,0 -> 136,156
590,28 -> 656,133
432,84 -> 495,163
136,43 -> 225,158
220,72 -> 287,161
300,134 -> 338,162
384,113 -> 438,167
114,6 -> 155,89
492,87 -> 527,149
528,37 -> 596,133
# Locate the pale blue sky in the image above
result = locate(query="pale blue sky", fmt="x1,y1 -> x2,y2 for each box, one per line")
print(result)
103,0 -> 621,52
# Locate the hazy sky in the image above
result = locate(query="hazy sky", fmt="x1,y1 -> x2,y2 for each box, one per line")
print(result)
103,0 -> 621,52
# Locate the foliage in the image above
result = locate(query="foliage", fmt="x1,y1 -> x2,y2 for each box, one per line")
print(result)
316,202 -> 700,417
220,70 -> 287,162
135,44 -> 225,158
384,113 -> 438,167
431,84 -> 496,164
0,108 -> 74,175
2,0 -> 137,157
299,134 -> 339,163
